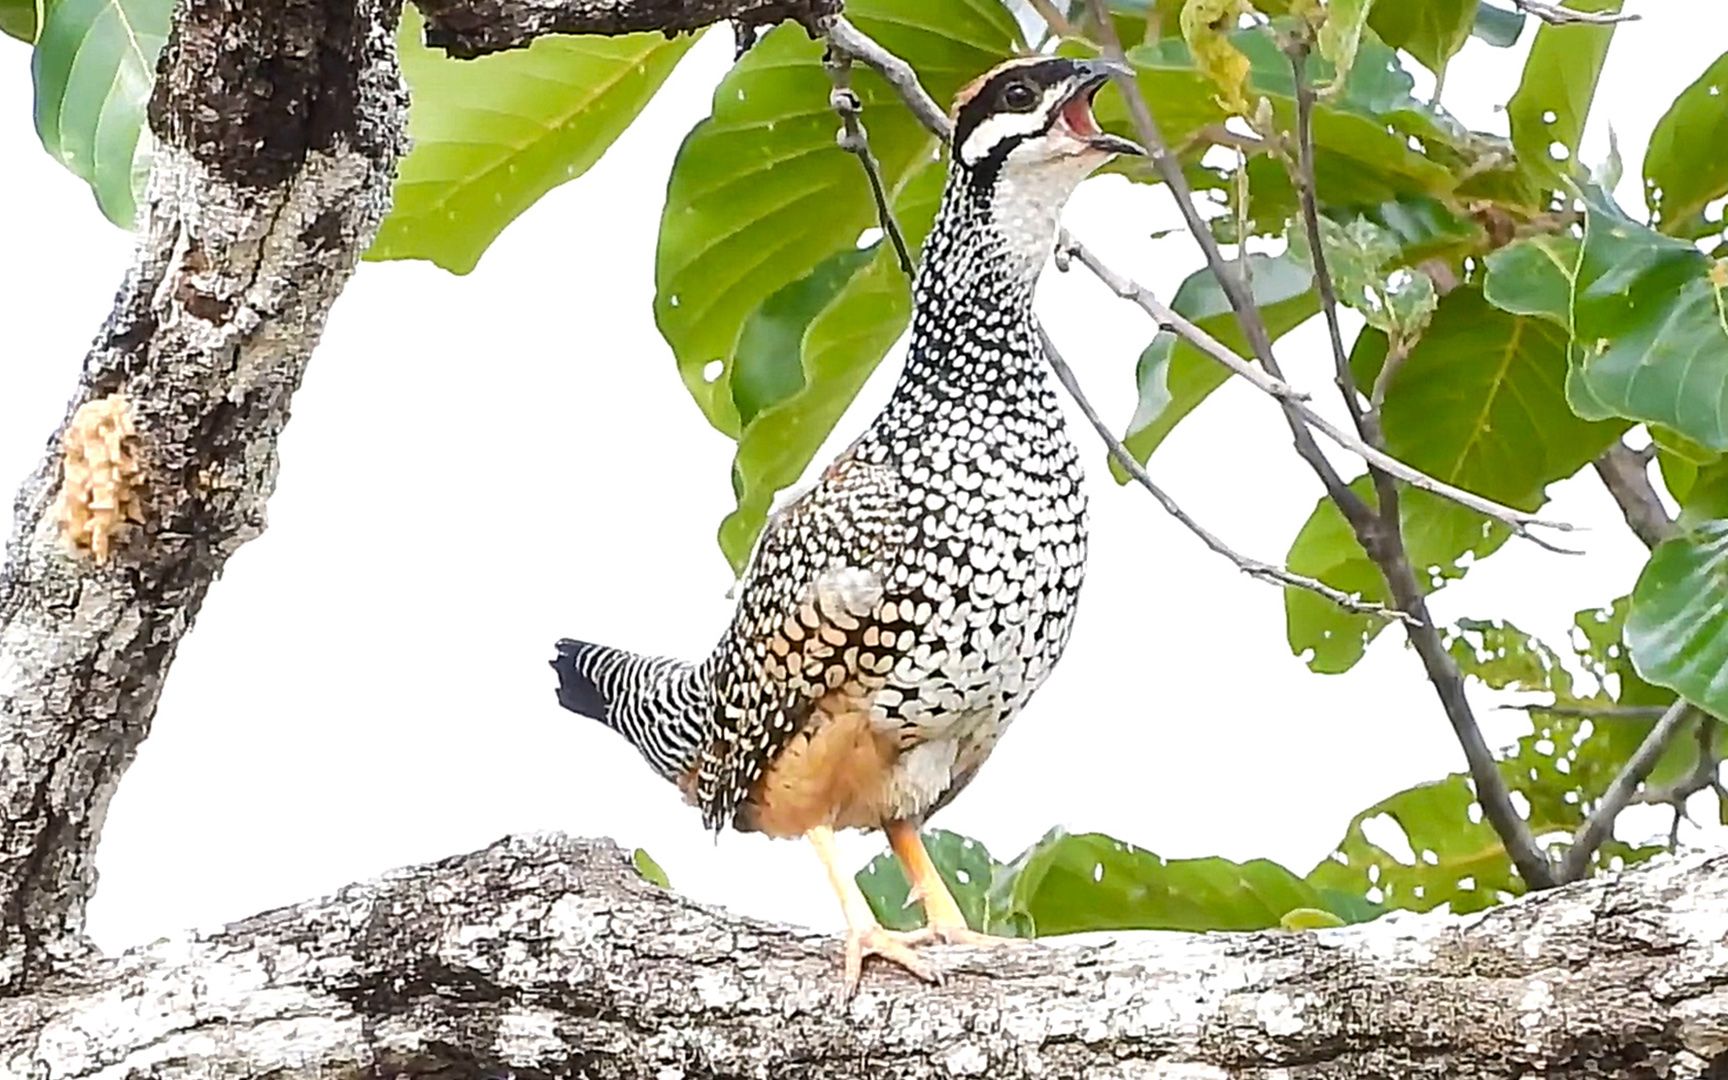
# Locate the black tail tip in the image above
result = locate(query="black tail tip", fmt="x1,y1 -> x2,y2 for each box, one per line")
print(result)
551,639 -> 606,720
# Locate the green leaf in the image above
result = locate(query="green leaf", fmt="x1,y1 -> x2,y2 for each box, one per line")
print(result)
855,829 -> 998,932
1470,1 -> 1525,48
1482,231 -> 1578,329
631,847 -> 671,889
656,0 -> 1021,437
1366,0 -> 1475,76
1285,289 -> 1624,672
1288,480 -> 1508,672
1309,775 -> 1531,915
1626,522 -> 1728,718
1505,0 -> 1623,189
1566,188 -> 1728,451
1643,49 -> 1728,240
1117,251 -> 1317,471
1317,0 -> 1375,89
1181,0 -> 1253,114
1279,907 -> 1346,930
718,167 -> 944,570
369,8 -> 694,273
992,830 -> 1359,935
1,0 -> 36,41
1108,27 -> 1455,207
31,0 -> 170,227
1291,214 -> 1436,343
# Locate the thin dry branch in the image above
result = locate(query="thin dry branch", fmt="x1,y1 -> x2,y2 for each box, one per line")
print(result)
828,17 -> 952,138
1513,0 -> 1640,25
823,49 -> 915,275
1561,701 -> 1697,882
1062,240 -> 1573,547
1038,328 -> 1411,622
1594,440 -> 1675,551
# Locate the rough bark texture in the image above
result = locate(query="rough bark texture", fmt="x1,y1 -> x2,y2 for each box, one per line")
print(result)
0,833 -> 1723,1079
414,0 -> 840,58
0,0 -> 406,991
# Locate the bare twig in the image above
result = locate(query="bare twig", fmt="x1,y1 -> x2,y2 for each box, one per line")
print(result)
1593,440 -> 1674,551
1039,328 -> 1410,622
823,49 -> 915,276
827,17 -> 952,139
1277,27 -> 1557,890
1505,703 -> 1673,721
1288,35 -> 1367,435
1063,241 -> 1575,547
1560,701 -> 1696,882
1637,716 -> 1727,851
1512,0 -> 1640,26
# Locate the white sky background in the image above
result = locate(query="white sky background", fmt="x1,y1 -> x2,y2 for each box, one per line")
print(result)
2,4 -> 1724,949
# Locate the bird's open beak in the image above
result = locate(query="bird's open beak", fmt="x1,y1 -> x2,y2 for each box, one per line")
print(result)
1059,59 -> 1147,157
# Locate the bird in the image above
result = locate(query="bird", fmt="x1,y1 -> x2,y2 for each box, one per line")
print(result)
552,54 -> 1143,994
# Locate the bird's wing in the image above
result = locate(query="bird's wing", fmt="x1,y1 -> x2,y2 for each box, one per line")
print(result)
697,453 -> 923,831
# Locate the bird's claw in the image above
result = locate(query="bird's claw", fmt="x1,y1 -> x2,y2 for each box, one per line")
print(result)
840,924 -> 942,1000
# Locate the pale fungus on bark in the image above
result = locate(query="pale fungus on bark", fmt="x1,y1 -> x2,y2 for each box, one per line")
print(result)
55,393 -> 144,563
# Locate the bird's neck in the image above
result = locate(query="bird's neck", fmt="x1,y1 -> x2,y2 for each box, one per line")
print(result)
886,173 -> 1056,410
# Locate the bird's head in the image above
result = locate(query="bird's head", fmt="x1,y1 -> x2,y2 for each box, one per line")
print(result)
950,55 -> 1144,187
942,56 -> 1144,281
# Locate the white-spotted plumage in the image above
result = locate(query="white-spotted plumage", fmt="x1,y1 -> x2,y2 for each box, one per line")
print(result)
552,56 -> 1139,836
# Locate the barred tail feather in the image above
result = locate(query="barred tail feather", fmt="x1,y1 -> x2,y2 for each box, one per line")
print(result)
550,638 -> 707,784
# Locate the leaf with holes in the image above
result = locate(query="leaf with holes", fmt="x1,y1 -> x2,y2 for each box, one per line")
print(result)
1566,188 -> 1728,451
31,0 -> 171,227
1644,49 -> 1728,240
1117,251 -> 1317,472
1505,0 -> 1623,189
989,829 -> 1365,935
855,828 -> 999,932
1100,27 -> 1455,207
1627,522 -> 1728,719
368,9 -> 695,273
656,0 -> 1021,438
1285,289 -> 1624,672
1317,0 -> 1375,89
718,167 -> 944,571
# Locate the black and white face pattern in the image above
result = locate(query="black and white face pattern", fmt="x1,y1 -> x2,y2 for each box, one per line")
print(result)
948,57 -> 1144,281
952,57 -> 1141,176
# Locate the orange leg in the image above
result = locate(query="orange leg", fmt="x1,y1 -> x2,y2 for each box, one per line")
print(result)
887,820 -> 1014,946
808,825 -> 940,997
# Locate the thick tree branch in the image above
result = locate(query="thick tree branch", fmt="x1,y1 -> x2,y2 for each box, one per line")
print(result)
0,0 -> 405,991
1594,440 -> 1675,551
3,835 -> 1725,1078
414,0 -> 839,58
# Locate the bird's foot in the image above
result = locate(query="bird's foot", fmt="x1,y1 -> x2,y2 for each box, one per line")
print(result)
840,924 -> 942,1000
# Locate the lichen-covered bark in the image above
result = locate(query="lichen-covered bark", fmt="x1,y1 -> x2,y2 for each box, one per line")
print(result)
413,0 -> 840,58
1,834 -> 1724,1079
0,0 -> 406,990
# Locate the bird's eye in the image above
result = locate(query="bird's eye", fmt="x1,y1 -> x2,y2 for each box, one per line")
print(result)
1001,81 -> 1037,112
